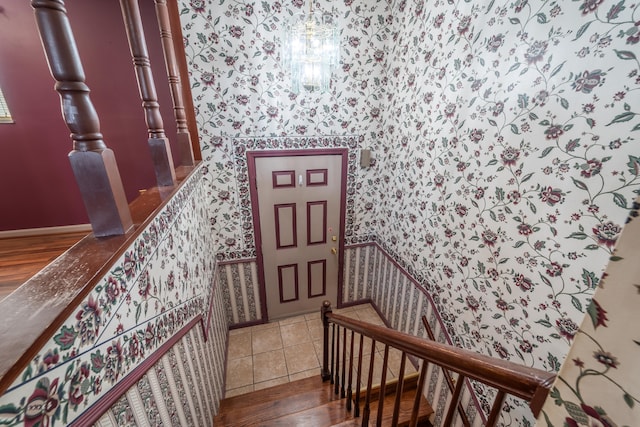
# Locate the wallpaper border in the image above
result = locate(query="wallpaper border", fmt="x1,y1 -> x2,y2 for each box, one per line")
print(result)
212,135 -> 363,262
69,315 -> 204,427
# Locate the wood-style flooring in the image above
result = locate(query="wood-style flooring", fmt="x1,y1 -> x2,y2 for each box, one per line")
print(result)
215,374 -> 434,426
0,231 -> 88,301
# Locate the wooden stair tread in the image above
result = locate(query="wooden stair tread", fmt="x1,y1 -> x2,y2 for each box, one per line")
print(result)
215,377 -> 341,426
357,372 -> 420,402
259,398 -> 354,426
214,375 -> 434,427
218,376 -> 334,411
364,387 -> 434,427
330,420 -> 361,426
329,386 -> 434,427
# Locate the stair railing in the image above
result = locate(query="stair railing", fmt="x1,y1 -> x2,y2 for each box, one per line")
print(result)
420,314 -> 470,426
321,301 -> 555,427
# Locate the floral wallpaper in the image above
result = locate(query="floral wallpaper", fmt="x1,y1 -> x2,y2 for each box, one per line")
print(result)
178,0 -> 388,253
231,135 -> 362,257
539,199 -> 640,426
0,165 -> 226,425
377,0 -> 639,424
215,136 -> 363,328
178,0 -> 640,424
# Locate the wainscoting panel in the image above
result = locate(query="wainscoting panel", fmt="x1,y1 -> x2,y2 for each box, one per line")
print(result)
93,307 -> 227,426
342,244 -> 376,303
85,277 -> 228,426
218,260 -> 263,326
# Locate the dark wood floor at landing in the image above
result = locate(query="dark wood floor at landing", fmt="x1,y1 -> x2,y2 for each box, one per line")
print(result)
0,231 -> 88,301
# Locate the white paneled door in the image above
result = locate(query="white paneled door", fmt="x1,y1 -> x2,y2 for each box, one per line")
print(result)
250,150 -> 345,320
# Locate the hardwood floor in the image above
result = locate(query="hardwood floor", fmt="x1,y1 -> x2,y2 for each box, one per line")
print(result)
214,374 -> 434,426
0,231 -> 88,301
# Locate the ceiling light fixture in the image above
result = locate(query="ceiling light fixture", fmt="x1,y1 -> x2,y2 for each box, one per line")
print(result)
282,1 -> 340,94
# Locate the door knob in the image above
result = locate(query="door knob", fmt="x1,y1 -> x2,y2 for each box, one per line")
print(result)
331,247 -> 337,254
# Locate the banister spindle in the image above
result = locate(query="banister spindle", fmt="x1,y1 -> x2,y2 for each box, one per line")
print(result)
376,344 -> 390,427
330,323 -> 336,385
334,324 -> 341,395
391,352 -> 407,426
362,339 -> 376,426
153,0 -> 194,166
422,315 -> 471,426
31,0 -> 133,237
341,326 -> 347,398
486,390 -> 507,427
120,0 -> 176,187
409,359 -> 428,427
354,333 -> 364,418
346,329 -> 355,411
321,301 -> 332,381
443,374 -> 466,426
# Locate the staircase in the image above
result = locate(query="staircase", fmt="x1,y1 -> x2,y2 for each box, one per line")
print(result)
214,374 -> 434,426
215,302 -> 555,426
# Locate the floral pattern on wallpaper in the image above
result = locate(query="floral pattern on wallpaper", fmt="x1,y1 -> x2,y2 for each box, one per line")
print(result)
378,0 -> 640,423
539,199 -> 640,425
178,0 -> 640,424
178,0 -> 391,253
0,166 -> 219,426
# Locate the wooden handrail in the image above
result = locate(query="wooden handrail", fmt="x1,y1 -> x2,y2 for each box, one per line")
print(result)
0,164 -> 198,397
323,306 -> 555,420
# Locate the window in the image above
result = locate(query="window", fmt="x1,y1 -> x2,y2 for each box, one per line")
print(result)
0,87 -> 13,123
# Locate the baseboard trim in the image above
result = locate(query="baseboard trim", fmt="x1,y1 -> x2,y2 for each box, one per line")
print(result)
0,224 -> 92,239
229,318 -> 267,330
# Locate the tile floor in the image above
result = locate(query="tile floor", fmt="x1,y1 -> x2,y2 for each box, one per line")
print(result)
224,303 -> 417,398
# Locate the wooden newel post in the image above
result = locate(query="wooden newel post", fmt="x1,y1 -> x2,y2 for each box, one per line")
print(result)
154,0 -> 194,166
32,0 -> 133,237
321,300 -> 332,381
120,0 -> 176,187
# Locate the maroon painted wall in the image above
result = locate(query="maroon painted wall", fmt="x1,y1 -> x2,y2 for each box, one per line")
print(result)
0,1 -> 179,231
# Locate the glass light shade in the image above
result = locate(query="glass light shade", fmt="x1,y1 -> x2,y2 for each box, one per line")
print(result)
282,12 -> 340,93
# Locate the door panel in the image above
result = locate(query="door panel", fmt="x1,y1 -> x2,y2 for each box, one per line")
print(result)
253,153 -> 343,320
308,259 -> 326,298
274,203 -> 297,248
278,264 -> 299,303
307,201 -> 327,244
